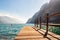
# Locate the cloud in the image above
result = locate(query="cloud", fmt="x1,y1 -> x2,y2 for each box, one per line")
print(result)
0,12 -> 27,23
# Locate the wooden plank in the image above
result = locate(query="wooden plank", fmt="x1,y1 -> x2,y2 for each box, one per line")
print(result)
33,27 -> 60,40
15,26 -> 60,40
39,29 -> 60,40
14,26 -> 48,40
41,12 -> 60,18
48,24 -> 60,26
41,23 -> 60,26
49,12 -> 60,17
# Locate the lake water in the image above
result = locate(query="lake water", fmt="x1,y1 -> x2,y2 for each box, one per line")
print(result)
0,24 -> 60,40
0,24 -> 34,40
41,25 -> 60,35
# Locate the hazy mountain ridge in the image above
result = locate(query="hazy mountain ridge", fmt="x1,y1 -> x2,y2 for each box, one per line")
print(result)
0,16 -> 22,24
27,0 -> 60,24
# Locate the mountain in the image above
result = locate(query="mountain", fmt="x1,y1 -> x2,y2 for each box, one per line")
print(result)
27,3 -> 48,23
0,16 -> 22,24
27,0 -> 60,24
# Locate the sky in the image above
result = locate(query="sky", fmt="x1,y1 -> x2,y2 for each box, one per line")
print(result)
0,0 -> 50,23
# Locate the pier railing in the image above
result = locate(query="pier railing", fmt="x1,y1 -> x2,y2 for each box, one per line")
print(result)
34,12 -> 60,37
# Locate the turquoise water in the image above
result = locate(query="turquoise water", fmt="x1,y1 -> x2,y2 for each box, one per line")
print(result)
1,24 -> 60,40
41,25 -> 60,35
0,24 -> 24,40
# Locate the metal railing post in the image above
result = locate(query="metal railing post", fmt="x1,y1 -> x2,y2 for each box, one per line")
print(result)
36,19 -> 38,27
44,13 -> 49,37
40,17 -> 41,29
34,20 -> 36,26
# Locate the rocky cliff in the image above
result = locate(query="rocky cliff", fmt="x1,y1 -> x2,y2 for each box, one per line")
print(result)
27,0 -> 60,24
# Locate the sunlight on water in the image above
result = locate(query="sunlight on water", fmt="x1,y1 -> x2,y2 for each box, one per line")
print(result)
0,24 -> 23,40
0,24 -> 34,40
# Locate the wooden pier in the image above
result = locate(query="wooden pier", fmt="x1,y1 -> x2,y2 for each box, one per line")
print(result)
15,26 -> 60,40
14,12 -> 60,40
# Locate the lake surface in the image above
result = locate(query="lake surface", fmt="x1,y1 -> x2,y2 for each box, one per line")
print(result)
0,24 -> 24,40
41,25 -> 60,35
0,24 -> 34,40
0,24 -> 60,40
